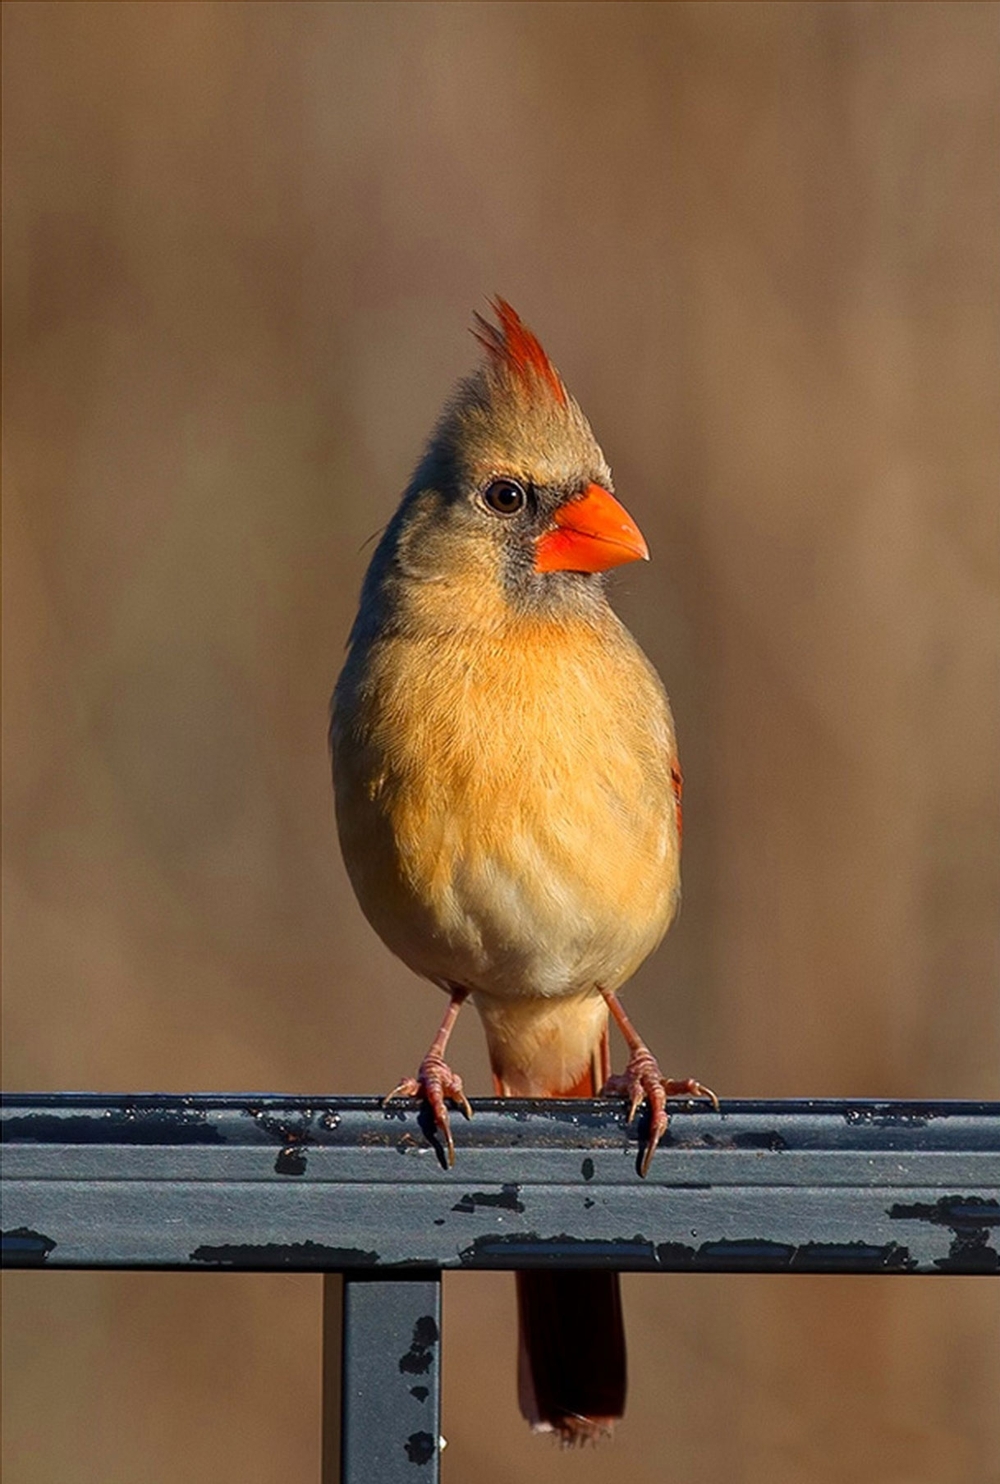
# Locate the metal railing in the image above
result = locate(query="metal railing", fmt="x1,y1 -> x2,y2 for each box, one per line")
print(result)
3,1093 -> 999,1481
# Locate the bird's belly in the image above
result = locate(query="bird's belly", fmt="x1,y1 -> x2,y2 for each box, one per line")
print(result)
333,618 -> 680,1000
443,833 -> 669,998
336,753 -> 677,1001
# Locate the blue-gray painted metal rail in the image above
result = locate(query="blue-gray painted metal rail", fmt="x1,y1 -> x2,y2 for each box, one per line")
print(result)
4,1095 -> 998,1483
3,1094 -> 999,1275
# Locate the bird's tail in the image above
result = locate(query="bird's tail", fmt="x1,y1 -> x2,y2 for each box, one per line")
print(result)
495,1027 -> 627,1444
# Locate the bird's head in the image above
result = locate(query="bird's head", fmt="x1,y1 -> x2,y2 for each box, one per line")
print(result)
356,300 -> 649,636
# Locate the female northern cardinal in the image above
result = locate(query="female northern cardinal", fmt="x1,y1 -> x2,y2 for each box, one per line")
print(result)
331,300 -> 716,1442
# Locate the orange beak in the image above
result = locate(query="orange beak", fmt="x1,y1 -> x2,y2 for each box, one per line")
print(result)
534,483 -> 650,573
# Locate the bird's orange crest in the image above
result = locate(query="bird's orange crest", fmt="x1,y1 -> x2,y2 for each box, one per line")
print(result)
472,297 -> 567,408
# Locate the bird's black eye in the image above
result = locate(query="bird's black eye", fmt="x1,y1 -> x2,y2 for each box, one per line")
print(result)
482,478 -> 526,516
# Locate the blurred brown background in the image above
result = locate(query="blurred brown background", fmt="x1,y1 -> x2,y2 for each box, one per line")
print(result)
3,3 -> 998,1481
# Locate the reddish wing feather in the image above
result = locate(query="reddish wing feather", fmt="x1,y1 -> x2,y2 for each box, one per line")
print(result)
670,758 -> 683,844
472,297 -> 567,407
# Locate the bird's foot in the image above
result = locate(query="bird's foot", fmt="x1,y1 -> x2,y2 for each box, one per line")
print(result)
384,1054 -> 473,1166
603,1050 -> 719,1177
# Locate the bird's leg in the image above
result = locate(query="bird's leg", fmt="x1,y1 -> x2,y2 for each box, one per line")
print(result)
384,987 -> 473,1166
600,989 -> 719,1177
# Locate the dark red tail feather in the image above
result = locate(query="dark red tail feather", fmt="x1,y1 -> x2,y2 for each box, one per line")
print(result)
516,1268 -> 626,1442
496,1025 -> 627,1441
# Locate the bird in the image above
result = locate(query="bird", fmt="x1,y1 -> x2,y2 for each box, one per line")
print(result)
330,299 -> 716,1443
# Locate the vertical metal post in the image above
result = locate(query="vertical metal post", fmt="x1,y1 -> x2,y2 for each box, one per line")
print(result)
321,1275 -> 344,1484
323,1272 -> 442,1484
